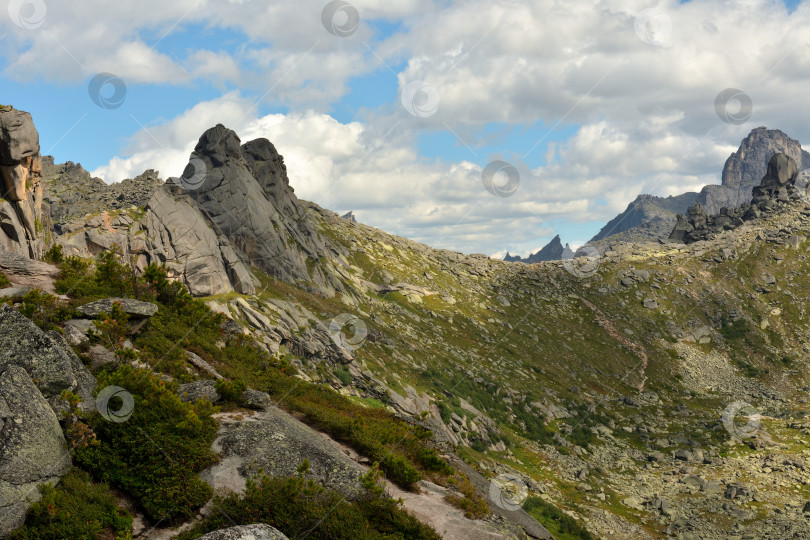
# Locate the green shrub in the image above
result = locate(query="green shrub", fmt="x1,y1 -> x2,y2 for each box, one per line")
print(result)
10,470 -> 132,540
176,470 -> 440,540
54,246 -> 156,302
334,367 -> 353,386
2,290 -> 77,332
90,302 -> 131,355
0,272 -> 9,288
73,365 -> 218,523
522,498 -> 594,540
43,244 -> 64,264
381,454 -> 422,486
445,473 -> 490,519
720,318 -> 749,341
214,378 -> 246,403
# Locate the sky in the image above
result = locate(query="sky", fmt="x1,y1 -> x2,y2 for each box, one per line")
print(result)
1,0 -> 808,258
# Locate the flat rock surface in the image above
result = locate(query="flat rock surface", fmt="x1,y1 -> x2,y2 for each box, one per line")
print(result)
202,406 -> 366,501
77,297 -> 159,318
0,251 -> 59,293
197,524 -> 288,540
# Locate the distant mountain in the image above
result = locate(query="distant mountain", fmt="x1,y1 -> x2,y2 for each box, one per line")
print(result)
589,192 -> 698,248
697,127 -> 810,214
504,234 -> 568,263
591,127 -> 810,247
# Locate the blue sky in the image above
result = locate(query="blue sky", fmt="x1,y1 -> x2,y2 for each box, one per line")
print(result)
1,0 -> 808,257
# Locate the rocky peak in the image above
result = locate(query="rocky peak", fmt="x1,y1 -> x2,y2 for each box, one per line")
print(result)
172,124 -> 333,285
505,234 -> 566,263
0,108 -> 46,258
42,159 -> 162,233
697,127 -> 810,214
670,153 -> 807,244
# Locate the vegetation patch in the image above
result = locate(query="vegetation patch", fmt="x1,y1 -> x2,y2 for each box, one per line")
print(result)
522,497 -> 595,540
72,365 -> 219,523
10,470 -> 132,540
176,467 -> 441,540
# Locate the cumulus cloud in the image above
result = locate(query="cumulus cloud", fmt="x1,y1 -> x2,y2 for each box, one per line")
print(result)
9,0 -> 810,256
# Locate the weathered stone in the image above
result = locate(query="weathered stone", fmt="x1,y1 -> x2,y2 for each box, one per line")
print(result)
0,365 -> 71,536
77,297 -> 159,319
178,380 -> 221,404
0,109 -> 46,258
0,251 -> 59,293
196,525 -> 288,540
202,406 -> 366,500
0,304 -> 88,400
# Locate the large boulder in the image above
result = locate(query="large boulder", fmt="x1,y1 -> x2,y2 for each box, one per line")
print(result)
0,365 -> 71,536
0,250 -> 60,293
0,304 -> 95,405
76,297 -> 159,319
202,405 -> 366,501
0,109 -> 47,258
197,524 -> 288,540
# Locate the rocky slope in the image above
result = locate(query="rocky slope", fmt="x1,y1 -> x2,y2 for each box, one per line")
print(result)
589,192 -> 699,249
7,111 -> 810,538
48,125 -> 351,298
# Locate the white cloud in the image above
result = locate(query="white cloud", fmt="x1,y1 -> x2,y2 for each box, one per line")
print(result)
11,0 -> 810,256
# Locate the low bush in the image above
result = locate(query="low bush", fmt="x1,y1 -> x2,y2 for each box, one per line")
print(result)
334,367 -> 353,386
0,271 -> 9,288
72,365 -> 219,523
445,473 -> 490,519
10,470 -> 132,540
214,378 -> 246,403
176,467 -> 440,540
2,290 -> 77,332
522,497 -> 594,540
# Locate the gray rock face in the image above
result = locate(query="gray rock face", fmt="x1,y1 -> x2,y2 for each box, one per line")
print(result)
53,124 -> 349,297
203,405 -> 366,501
180,125 -> 331,284
0,108 -> 46,258
670,153 -> 805,244
178,380 -> 221,404
0,250 -> 60,293
197,524 -> 288,540
0,365 -> 71,536
0,303 -> 92,401
589,192 -> 699,246
697,127 -> 810,214
77,297 -> 159,318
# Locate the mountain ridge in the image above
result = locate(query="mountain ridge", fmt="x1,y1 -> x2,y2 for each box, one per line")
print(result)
6,110 -> 810,539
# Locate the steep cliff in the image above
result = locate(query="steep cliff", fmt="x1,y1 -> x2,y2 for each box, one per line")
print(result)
0,108 -> 47,258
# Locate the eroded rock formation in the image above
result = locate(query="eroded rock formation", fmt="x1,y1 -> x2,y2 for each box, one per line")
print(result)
670,153 -> 807,244
0,109 -> 46,258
